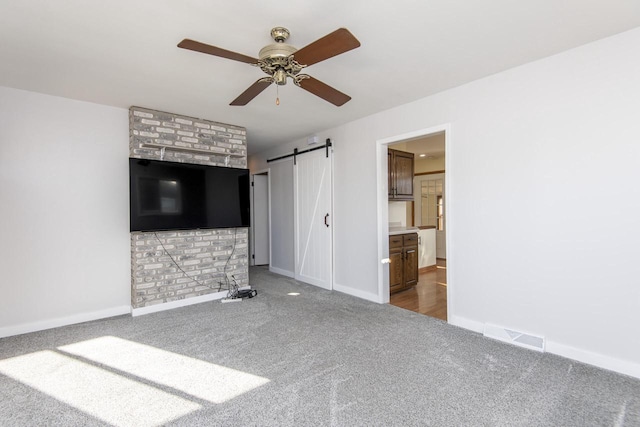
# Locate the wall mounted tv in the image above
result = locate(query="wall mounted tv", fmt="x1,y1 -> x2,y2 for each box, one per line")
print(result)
129,158 -> 250,232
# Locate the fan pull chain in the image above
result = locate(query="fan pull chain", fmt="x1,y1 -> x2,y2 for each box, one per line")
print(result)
276,84 -> 280,106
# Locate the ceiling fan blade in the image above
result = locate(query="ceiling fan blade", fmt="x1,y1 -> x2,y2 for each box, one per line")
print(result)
297,76 -> 351,106
230,79 -> 273,106
293,28 -> 361,66
177,39 -> 258,64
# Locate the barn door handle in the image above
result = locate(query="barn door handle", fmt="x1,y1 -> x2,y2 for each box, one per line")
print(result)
324,213 -> 330,227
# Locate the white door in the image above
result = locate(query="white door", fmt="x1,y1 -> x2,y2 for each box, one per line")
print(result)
252,173 -> 270,265
294,148 -> 332,289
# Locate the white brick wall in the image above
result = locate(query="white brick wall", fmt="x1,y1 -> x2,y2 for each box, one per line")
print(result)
129,107 -> 249,309
131,229 -> 248,307
129,106 -> 247,168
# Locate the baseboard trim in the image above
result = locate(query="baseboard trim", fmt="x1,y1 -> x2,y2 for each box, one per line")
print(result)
333,282 -> 381,303
546,340 -> 640,380
448,315 -> 484,333
449,315 -> 640,379
0,305 -> 131,339
131,286 -> 251,317
419,265 -> 437,274
269,266 -> 294,278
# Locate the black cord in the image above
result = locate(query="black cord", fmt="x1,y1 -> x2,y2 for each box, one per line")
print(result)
225,228 -> 240,297
154,232 -> 209,288
153,229 -> 240,295
222,228 -> 238,289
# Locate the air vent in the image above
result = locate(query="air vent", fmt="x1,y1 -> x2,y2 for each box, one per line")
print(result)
483,323 -> 545,352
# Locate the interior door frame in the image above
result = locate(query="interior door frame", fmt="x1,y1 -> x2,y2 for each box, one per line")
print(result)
250,168 -> 270,267
375,124 -> 453,320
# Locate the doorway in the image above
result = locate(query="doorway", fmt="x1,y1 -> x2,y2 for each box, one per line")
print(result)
377,125 -> 451,322
263,143 -> 334,289
251,171 -> 270,266
389,258 -> 447,320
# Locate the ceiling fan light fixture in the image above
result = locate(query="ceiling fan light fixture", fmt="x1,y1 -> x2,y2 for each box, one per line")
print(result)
258,42 -> 297,61
258,28 -> 302,87
178,27 -> 360,106
274,68 -> 287,85
270,27 -> 290,43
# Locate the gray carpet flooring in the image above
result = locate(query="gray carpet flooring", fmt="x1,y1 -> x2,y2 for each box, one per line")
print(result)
1,266 -> 639,426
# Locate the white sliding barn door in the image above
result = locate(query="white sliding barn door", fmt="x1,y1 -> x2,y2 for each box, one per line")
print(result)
294,148 -> 332,290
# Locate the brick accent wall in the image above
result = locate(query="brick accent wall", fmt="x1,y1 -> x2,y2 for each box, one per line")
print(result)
129,106 -> 246,168
129,106 -> 249,309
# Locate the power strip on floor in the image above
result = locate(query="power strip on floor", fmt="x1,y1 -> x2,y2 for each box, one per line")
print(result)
220,287 -> 257,303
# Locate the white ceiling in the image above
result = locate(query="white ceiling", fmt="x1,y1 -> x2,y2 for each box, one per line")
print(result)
397,133 -> 446,159
2,1 -> 639,155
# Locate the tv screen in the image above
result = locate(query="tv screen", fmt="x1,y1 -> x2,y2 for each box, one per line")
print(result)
129,158 -> 250,232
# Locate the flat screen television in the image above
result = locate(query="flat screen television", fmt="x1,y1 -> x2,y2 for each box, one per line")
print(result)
129,158 -> 250,232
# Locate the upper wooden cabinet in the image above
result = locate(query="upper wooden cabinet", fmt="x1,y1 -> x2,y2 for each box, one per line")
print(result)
388,148 -> 414,200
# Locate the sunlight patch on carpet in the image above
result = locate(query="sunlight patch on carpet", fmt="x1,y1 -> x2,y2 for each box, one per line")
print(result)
59,336 -> 270,403
0,350 -> 200,427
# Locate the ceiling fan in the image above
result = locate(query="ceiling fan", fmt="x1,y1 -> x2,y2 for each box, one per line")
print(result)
177,27 -> 360,107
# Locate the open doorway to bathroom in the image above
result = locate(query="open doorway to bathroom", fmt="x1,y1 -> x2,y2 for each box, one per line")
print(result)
387,131 -> 448,321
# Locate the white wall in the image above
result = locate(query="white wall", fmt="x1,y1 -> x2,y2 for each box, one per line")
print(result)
0,87 -> 131,337
250,27 -> 640,377
415,156 -> 445,174
388,201 -> 408,226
